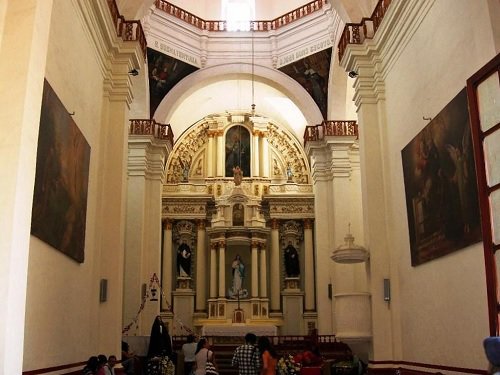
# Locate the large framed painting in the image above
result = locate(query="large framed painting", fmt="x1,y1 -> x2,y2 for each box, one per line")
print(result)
31,79 -> 91,263
401,88 -> 482,266
225,125 -> 251,177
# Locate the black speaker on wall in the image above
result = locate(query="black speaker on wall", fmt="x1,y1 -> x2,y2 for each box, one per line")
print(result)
99,279 -> 108,303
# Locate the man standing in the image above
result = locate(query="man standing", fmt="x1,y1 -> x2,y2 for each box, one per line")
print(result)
232,333 -> 260,375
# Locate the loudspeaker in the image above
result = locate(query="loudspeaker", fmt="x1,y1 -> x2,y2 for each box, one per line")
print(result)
99,279 -> 108,302
383,278 -> 391,302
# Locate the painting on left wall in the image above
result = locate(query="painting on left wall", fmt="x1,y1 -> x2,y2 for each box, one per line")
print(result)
31,79 -> 91,263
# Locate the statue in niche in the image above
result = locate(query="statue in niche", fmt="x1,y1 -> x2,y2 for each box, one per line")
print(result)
228,254 -> 248,299
284,241 -> 300,277
176,240 -> 192,277
233,203 -> 244,226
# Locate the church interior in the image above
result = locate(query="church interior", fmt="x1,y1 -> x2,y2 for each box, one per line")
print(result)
1,0 -> 499,374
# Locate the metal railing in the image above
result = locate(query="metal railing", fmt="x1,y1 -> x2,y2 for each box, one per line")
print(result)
107,0 -> 147,57
304,121 -> 358,145
154,0 -> 326,32
338,0 -> 392,62
129,119 -> 174,146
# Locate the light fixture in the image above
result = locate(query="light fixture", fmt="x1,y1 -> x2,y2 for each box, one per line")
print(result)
348,71 -> 358,78
383,278 -> 391,302
128,68 -> 139,76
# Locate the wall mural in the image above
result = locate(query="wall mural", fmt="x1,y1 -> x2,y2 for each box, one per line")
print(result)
148,48 -> 199,117
401,88 -> 482,266
31,79 -> 91,263
278,48 -> 332,120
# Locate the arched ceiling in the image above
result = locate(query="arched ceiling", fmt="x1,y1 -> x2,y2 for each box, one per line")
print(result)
153,64 -> 324,144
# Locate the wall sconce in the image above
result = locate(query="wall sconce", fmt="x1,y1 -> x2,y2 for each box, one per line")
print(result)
348,71 -> 359,78
99,279 -> 108,303
383,278 -> 391,302
150,288 -> 158,302
128,68 -> 139,76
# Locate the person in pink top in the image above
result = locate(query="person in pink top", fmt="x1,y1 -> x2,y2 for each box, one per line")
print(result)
257,336 -> 278,375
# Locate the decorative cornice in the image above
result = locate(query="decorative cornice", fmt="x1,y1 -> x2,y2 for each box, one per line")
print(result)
75,0 -> 144,104
341,0 -> 435,107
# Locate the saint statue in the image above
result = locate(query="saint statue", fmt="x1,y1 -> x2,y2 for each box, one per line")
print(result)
177,240 -> 192,277
284,241 -> 300,277
233,166 -> 243,186
229,254 -> 248,298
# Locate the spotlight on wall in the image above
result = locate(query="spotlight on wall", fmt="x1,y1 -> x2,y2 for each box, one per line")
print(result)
128,68 -> 139,76
348,71 -> 359,78
383,278 -> 391,302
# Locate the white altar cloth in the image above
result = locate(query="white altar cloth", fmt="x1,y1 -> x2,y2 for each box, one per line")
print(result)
201,325 -> 277,337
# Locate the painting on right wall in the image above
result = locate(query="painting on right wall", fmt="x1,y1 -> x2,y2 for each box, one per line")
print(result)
401,88 -> 482,266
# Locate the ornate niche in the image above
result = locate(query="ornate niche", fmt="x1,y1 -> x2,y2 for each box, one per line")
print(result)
281,220 -> 303,290
173,220 -> 195,289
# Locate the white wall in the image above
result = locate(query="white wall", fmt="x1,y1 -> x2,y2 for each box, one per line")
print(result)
377,0 -> 496,369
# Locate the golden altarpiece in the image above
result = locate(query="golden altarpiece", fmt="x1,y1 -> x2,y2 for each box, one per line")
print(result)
161,112 -> 317,336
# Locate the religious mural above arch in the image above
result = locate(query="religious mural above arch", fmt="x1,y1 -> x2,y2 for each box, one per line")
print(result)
279,48 -> 332,120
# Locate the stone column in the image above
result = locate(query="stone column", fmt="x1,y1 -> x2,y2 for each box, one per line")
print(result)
0,1 -> 53,372
261,133 -> 270,178
304,219 -> 315,311
162,220 -> 173,311
216,131 -> 224,177
251,240 -> 259,297
218,240 -> 226,297
195,220 -> 207,311
260,245 -> 268,298
270,219 -> 281,311
210,242 -> 217,298
207,132 -> 215,177
253,131 -> 260,177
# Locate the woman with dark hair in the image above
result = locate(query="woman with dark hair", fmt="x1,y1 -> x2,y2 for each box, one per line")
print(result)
194,338 -> 217,375
257,336 -> 278,375
82,356 -> 99,375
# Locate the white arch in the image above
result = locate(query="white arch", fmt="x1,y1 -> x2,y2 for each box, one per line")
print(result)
153,63 -> 323,143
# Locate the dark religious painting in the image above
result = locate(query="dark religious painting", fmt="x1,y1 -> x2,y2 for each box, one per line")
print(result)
401,88 -> 481,266
31,79 -> 91,263
225,125 -> 251,177
148,48 -> 199,117
279,48 -> 332,119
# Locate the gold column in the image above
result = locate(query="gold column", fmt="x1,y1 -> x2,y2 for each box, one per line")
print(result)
260,245 -> 268,298
210,242 -> 217,298
195,220 -> 207,311
251,240 -> 259,297
304,219 -> 315,311
162,219 -> 173,310
261,131 -> 270,178
270,219 -> 281,311
216,130 -> 224,177
253,131 -> 260,177
207,132 -> 215,177
218,240 -> 226,297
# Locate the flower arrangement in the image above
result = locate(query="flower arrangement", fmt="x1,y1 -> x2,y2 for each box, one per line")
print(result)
146,355 -> 175,375
277,354 -> 302,375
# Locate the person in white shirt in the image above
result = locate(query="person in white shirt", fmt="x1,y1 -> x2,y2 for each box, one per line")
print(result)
182,334 -> 198,375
